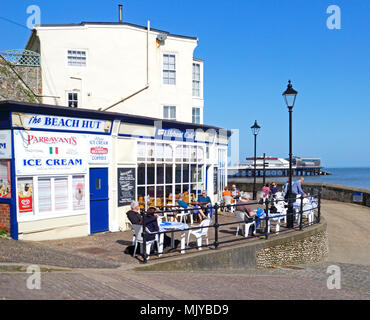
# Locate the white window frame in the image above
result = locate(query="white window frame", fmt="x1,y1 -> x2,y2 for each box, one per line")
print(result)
67,91 -> 79,108
192,107 -> 200,124
67,49 -> 87,67
16,174 -> 87,222
163,105 -> 177,120
192,63 -> 201,97
162,53 -> 177,85
136,140 -> 206,209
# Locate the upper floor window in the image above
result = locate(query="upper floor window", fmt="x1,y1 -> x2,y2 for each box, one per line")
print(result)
163,106 -> 176,120
163,54 -> 176,85
67,92 -> 78,108
67,50 -> 86,67
192,63 -> 200,96
192,107 -> 200,124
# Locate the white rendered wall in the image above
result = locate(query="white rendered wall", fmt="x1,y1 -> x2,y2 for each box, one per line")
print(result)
31,24 -> 204,124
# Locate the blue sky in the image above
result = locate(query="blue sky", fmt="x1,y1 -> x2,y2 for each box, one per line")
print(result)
1,0 -> 369,168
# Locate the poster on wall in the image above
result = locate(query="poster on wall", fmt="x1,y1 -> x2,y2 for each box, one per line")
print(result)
14,130 -> 89,175
117,168 -> 136,207
88,135 -> 111,164
18,179 -> 33,214
0,160 -> 11,198
0,130 -> 12,159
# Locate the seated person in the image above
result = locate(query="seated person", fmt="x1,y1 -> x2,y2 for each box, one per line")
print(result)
222,186 -> 233,204
197,190 -> 213,219
126,201 -> 142,225
270,182 -> 279,196
145,207 -> 160,242
261,184 -> 270,197
231,185 -> 240,201
178,193 -> 206,223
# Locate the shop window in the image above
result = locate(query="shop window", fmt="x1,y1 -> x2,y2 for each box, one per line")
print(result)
165,164 -> 173,184
136,142 -> 206,208
17,175 -> 86,220
156,164 -> 164,184
38,178 -> 51,212
0,160 -> 11,198
147,164 -> 155,185
138,164 -> 146,185
72,175 -> 85,211
55,177 -> 68,211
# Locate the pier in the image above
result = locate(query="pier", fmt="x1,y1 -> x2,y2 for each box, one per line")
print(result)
228,156 -> 330,179
228,167 -> 330,179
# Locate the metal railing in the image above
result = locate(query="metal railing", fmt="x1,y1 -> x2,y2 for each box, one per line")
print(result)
137,190 -> 321,263
0,49 -> 40,67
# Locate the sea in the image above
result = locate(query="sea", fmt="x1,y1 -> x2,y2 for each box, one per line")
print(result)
229,167 -> 370,191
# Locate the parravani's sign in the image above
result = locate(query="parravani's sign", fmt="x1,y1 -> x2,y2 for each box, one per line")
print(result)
14,130 -> 88,175
12,113 -> 112,133
155,128 -> 195,142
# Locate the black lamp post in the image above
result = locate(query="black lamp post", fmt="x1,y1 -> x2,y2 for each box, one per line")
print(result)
251,120 -> 261,200
282,80 -> 298,228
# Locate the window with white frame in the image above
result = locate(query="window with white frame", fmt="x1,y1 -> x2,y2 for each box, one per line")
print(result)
163,54 -> 176,85
192,63 -> 201,96
192,107 -> 200,124
163,106 -> 176,120
137,142 -> 205,209
67,92 -> 78,108
67,50 -> 86,67
17,175 -> 86,218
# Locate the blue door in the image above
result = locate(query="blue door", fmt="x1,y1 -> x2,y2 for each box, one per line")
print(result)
90,168 -> 109,233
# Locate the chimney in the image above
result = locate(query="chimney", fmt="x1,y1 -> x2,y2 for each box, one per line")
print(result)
118,4 -> 123,23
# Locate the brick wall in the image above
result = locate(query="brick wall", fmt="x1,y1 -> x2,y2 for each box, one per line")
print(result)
0,203 -> 10,231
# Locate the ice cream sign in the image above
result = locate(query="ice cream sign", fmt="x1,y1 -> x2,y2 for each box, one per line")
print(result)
88,135 -> 111,164
14,130 -> 88,175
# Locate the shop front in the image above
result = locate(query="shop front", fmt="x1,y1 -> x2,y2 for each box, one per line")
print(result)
0,101 -> 230,240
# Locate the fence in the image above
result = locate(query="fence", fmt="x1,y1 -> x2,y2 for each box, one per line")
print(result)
137,190 -> 321,263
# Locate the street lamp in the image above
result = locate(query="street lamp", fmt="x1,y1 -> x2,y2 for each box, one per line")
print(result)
282,80 -> 298,228
251,120 -> 261,200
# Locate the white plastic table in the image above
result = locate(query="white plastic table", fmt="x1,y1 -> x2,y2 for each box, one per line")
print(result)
158,221 -> 189,254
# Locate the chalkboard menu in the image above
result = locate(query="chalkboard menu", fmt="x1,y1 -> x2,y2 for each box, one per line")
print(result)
214,167 -> 218,194
117,168 -> 136,207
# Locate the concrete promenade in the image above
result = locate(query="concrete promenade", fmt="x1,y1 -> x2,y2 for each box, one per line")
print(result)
0,199 -> 369,300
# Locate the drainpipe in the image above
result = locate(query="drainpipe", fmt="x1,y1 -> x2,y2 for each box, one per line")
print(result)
102,20 -> 150,112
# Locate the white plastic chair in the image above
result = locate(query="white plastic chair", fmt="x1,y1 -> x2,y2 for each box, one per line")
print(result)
176,207 -> 192,224
274,200 -> 288,224
296,202 -> 315,225
234,211 -> 255,237
187,218 -> 211,250
131,224 -> 156,259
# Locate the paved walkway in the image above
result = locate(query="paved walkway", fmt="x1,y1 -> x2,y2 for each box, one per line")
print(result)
0,200 -> 369,300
